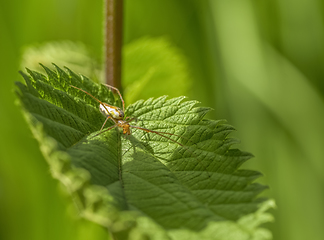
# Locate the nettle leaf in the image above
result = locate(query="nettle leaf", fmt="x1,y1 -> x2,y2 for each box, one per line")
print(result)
16,64 -> 273,240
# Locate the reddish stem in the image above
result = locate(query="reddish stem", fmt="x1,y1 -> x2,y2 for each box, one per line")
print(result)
103,0 -> 123,90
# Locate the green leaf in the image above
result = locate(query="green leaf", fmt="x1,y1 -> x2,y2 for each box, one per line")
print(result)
16,64 -> 272,240
123,37 -> 193,104
20,41 -> 101,82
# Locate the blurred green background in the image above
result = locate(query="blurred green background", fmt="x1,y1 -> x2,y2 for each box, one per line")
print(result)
1,0 -> 324,239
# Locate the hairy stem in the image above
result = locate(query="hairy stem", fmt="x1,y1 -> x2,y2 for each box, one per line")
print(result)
103,0 -> 123,89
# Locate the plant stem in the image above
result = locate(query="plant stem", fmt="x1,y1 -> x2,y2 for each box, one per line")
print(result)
103,0 -> 123,89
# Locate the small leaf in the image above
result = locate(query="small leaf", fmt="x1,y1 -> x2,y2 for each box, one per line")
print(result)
16,64 -> 272,239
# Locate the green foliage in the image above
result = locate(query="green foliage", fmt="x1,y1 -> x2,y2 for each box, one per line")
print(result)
123,37 -> 192,104
16,65 -> 272,239
2,0 -> 324,239
20,37 -> 193,105
20,41 -> 101,82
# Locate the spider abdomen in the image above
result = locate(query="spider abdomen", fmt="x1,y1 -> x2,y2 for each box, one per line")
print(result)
99,103 -> 124,120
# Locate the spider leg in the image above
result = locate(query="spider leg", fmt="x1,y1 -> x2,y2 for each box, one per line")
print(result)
103,84 -> 125,113
125,117 -> 138,124
125,116 -> 142,124
100,116 -> 114,131
129,125 -> 186,148
91,124 -> 117,138
130,125 -> 196,146
129,125 -> 210,178
70,85 -> 115,121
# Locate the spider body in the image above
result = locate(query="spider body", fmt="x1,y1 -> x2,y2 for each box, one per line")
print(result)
99,103 -> 124,120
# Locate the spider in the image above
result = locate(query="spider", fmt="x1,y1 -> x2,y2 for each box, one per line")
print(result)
70,84 -> 211,178
69,84 -> 192,148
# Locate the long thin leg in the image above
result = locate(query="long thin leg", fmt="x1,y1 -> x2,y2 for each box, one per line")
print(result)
130,126 -> 210,178
125,117 -> 137,124
130,125 -> 186,147
130,125 -> 196,146
92,124 -> 117,138
125,116 -> 140,124
103,84 -> 125,112
100,116 -> 112,131
69,85 -> 114,120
